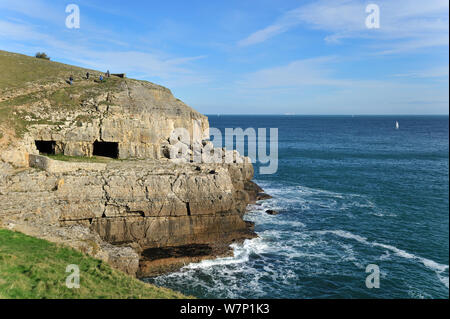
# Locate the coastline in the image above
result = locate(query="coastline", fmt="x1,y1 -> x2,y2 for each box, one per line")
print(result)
136,180 -> 271,278
0,51 -> 270,283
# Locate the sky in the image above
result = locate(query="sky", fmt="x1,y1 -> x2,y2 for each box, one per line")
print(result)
0,0 -> 448,114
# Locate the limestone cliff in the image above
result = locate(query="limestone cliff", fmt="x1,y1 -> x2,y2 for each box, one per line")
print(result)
0,50 -> 266,277
0,159 -> 256,276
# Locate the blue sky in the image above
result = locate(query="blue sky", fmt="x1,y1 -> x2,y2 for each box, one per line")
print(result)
0,0 -> 448,114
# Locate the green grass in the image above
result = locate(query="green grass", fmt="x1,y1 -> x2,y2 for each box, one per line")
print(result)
0,50 -> 94,89
0,95 -> 66,138
0,50 -> 121,92
0,229 -> 188,299
0,50 -> 122,138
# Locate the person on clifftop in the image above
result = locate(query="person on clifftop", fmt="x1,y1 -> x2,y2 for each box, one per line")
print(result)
106,70 -> 110,78
69,76 -> 73,85
86,72 -> 90,80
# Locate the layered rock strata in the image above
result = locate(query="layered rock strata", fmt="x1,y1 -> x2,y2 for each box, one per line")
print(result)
0,57 -> 268,277
1,79 -> 209,166
0,158 -> 259,276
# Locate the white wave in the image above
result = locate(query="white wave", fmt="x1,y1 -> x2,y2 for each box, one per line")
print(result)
317,230 -> 367,243
407,289 -> 427,299
254,182 -> 391,218
294,185 -> 345,198
185,237 -> 269,269
319,229 -> 449,288
149,236 -> 274,298
151,181 -> 447,297
379,250 -> 391,261
437,273 -> 449,289
258,183 -> 344,201
245,210 -> 306,228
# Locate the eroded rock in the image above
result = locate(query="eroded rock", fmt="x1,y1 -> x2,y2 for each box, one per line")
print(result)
0,159 -> 260,276
0,67 -> 270,277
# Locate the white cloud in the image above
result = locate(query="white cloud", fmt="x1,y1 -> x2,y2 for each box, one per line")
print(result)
231,56 -> 449,114
0,18 -> 210,88
393,65 -> 449,78
0,0 -> 61,24
238,0 -> 449,53
70,51 -> 210,87
0,19 -> 73,50
238,25 -> 284,47
237,56 -> 354,89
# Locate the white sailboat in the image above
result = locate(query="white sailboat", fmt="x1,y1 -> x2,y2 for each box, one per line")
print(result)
395,121 -> 399,130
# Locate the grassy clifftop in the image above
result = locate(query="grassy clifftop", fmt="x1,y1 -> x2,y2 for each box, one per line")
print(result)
0,50 -> 95,90
0,50 -> 123,140
0,229 -> 188,299
0,50 -> 193,147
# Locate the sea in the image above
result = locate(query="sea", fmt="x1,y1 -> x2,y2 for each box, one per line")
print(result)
145,115 -> 449,299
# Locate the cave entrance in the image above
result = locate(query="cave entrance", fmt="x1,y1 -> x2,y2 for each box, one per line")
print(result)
35,140 -> 55,155
141,244 -> 214,261
93,141 -> 119,158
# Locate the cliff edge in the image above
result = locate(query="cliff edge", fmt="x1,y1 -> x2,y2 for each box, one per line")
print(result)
0,50 -> 266,277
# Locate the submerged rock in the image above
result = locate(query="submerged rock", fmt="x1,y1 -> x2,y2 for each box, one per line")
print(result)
257,193 -> 273,201
244,180 -> 272,203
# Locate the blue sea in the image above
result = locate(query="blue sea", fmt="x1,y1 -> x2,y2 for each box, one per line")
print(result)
147,115 -> 449,299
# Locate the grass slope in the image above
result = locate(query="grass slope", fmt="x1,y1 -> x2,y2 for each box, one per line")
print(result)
0,229 -> 188,299
0,50 -> 120,139
0,50 -> 96,89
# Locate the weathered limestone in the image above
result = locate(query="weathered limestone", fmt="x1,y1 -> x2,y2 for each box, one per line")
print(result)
0,158 -> 258,276
29,154 -> 106,173
0,73 -> 269,278
17,79 -> 209,161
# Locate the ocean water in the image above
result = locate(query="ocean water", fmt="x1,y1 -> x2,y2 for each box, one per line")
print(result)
146,115 -> 449,299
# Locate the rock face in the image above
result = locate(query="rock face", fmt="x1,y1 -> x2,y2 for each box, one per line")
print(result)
245,180 -> 273,203
22,79 -> 209,160
0,56 -> 267,277
0,159 -> 257,276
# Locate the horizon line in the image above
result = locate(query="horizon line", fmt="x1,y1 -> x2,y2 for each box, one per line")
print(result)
204,114 -> 450,116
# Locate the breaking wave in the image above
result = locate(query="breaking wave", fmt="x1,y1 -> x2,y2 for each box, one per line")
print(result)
147,180 -> 448,297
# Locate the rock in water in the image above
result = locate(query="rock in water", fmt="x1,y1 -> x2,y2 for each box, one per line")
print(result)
244,180 -> 272,203
257,193 -> 273,201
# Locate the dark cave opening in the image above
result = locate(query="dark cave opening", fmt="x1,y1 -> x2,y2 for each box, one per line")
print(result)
35,140 -> 55,155
93,141 -> 119,158
141,244 -> 213,261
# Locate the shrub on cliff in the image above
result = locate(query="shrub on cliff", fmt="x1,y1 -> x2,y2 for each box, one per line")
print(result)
35,52 -> 50,60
